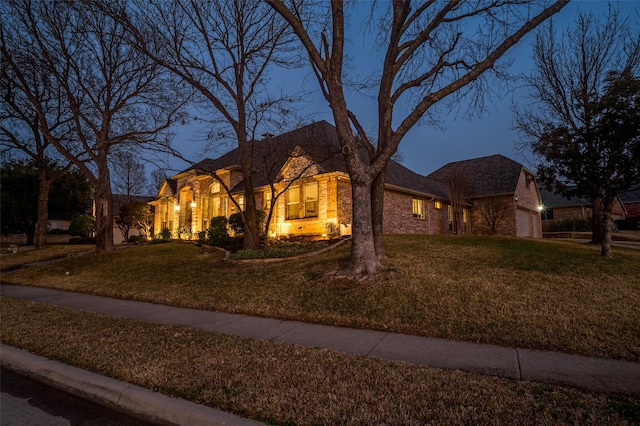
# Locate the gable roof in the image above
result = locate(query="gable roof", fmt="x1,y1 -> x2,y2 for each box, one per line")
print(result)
620,185 -> 640,204
175,120 -> 447,198
539,186 -> 591,208
426,154 -> 526,197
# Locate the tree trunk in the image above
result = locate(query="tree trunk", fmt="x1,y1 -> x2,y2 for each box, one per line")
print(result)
241,185 -> 260,250
601,200 -> 613,258
591,198 -> 604,244
34,170 -> 50,250
342,180 -> 383,278
25,222 -> 36,246
371,168 -> 386,260
94,152 -> 114,253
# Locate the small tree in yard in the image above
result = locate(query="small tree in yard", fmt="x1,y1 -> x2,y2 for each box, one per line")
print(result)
69,215 -> 95,239
116,202 -> 153,242
443,169 -> 474,235
477,196 -> 511,236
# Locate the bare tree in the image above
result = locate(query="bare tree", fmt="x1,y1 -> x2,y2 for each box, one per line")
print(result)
514,7 -> 640,257
477,196 -> 511,235
105,0 -> 301,250
111,150 -> 148,196
1,1 -> 187,252
267,0 -> 568,277
443,169 -> 474,234
149,168 -> 168,196
0,42 -> 80,249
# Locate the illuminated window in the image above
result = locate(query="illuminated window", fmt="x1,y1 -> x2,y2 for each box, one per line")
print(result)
211,182 -> 221,193
264,191 -> 272,210
305,182 -> 318,218
286,186 -> 301,219
237,195 -> 245,211
412,198 -> 424,219
463,208 -> 468,223
435,200 -> 442,209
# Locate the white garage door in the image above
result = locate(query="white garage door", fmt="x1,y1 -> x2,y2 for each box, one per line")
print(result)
516,208 -> 532,237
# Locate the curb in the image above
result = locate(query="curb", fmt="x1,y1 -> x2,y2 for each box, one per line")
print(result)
0,343 -> 263,426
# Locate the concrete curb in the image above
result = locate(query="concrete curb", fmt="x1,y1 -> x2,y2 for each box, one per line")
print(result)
0,343 -> 263,426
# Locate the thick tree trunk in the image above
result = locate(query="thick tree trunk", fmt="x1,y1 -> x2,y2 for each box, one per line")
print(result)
371,168 -> 386,260
591,198 -> 604,244
241,183 -> 260,250
95,153 -> 114,253
601,200 -> 614,258
34,171 -> 50,250
343,180 -> 383,278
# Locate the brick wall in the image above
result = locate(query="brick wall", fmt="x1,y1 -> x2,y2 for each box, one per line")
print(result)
470,195 -> 516,236
382,190 -> 434,234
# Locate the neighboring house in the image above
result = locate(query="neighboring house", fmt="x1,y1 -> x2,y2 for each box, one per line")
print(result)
112,194 -> 154,244
620,185 -> 640,219
427,155 -> 543,238
538,187 -> 627,231
151,121 -> 542,239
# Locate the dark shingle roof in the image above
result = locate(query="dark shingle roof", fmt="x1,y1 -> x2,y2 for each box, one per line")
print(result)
177,120 -> 446,198
426,154 -> 525,197
620,185 -> 640,204
538,186 -> 591,208
386,161 -> 448,198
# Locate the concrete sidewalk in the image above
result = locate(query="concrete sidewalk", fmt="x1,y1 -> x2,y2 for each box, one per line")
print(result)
2,284 -> 639,421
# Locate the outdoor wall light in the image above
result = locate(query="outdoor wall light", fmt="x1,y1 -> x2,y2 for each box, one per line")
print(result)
174,205 -> 180,211
537,205 -> 544,212
191,201 -> 197,208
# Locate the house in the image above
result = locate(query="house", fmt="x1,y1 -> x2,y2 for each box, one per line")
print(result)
620,185 -> 640,219
538,187 -> 627,232
151,121 -> 542,239
427,155 -> 543,238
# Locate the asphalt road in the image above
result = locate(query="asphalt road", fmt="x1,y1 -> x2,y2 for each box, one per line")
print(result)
1,368 -> 155,426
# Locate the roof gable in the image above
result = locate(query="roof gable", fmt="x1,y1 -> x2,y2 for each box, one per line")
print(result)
427,154 -> 525,197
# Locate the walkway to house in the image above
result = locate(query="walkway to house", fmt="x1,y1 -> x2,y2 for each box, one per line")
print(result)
2,284 -> 639,425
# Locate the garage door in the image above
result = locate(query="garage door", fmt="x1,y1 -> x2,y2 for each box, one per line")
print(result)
516,208 -> 531,237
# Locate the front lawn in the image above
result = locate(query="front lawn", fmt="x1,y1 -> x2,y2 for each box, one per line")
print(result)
2,235 -> 639,361
2,297 -> 637,426
0,244 -> 93,272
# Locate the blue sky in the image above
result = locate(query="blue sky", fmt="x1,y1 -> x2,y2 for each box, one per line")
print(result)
166,1 -> 638,178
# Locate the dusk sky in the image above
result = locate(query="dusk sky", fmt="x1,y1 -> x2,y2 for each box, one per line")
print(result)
166,1 -> 638,179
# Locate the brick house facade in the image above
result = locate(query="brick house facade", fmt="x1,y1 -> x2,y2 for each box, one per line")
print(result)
539,187 -> 627,231
151,122 -> 542,239
427,155 -> 543,238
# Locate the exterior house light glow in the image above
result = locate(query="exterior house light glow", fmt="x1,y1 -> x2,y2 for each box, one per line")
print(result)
537,204 -> 544,212
191,201 -> 197,208
174,204 -> 180,211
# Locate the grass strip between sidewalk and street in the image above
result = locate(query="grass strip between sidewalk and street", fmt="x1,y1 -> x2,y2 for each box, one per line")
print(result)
2,296 -> 639,425
1,235 -> 639,362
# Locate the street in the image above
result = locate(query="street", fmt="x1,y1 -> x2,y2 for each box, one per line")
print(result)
1,368 -> 154,426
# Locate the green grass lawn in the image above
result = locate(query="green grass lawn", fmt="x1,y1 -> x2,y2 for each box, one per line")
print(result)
2,235 -> 639,362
